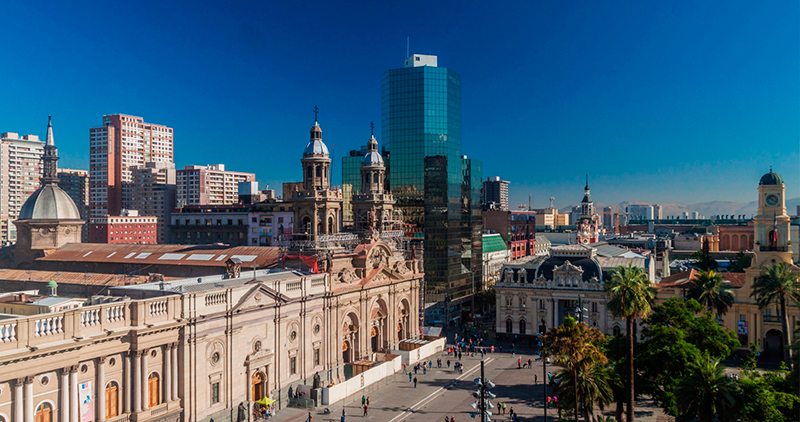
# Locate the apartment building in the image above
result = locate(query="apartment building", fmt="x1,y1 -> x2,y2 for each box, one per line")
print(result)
132,162 -> 176,243
89,114 -> 173,218
176,164 -> 255,206
0,131 -> 44,244
57,168 -> 90,241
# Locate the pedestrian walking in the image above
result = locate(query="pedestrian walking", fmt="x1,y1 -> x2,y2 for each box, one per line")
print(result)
528,359 -> 532,369
447,359 -> 451,368
423,366 -> 427,375
502,403 -> 506,414
363,405 -> 368,416
361,395 -> 366,406
413,376 -> 418,388
518,358 -> 521,369
308,411 -> 312,421
366,397 -> 370,406
535,374 -> 538,384
409,372 -> 413,383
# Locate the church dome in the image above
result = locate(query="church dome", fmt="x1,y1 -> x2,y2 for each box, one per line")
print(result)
304,140 -> 329,156
18,184 -> 82,221
362,151 -> 384,165
535,256 -> 602,282
760,170 -> 783,186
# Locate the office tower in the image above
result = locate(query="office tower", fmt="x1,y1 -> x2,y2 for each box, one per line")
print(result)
89,114 -> 174,218
176,164 -> 255,206
382,54 -> 481,305
627,204 -> 654,221
0,131 -> 44,244
602,206 -> 615,231
133,162 -> 176,243
653,203 -> 663,220
482,176 -> 509,210
57,169 -> 90,241
342,145 -> 367,230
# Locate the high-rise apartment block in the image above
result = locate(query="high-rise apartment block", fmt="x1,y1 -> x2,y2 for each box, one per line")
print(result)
482,176 -> 509,210
653,203 -> 663,220
627,204 -> 654,221
133,162 -> 176,243
382,54 -> 482,306
57,168 -> 90,241
176,164 -> 255,206
0,131 -> 44,244
89,114 -> 174,218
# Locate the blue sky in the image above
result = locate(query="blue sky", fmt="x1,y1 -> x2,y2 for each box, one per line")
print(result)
1,1 -> 797,208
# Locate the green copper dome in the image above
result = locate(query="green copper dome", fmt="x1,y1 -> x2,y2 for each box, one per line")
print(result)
760,169 -> 783,186
46,279 -> 58,288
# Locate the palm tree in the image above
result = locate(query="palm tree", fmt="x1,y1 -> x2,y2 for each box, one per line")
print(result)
605,265 -> 654,422
542,317 -> 607,422
751,262 -> 800,366
552,358 -> 616,421
675,358 -> 739,422
688,270 -> 735,316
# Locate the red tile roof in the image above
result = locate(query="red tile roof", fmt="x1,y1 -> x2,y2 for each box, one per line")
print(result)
657,269 -> 745,289
0,269 -> 179,286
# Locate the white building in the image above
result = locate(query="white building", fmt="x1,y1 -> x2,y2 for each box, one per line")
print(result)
627,204 -> 654,221
482,233 -> 511,288
176,164 -> 255,207
495,244 -> 653,339
0,131 -> 44,244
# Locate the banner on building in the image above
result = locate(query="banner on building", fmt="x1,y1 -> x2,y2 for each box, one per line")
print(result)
79,381 -> 94,422
738,320 -> 748,335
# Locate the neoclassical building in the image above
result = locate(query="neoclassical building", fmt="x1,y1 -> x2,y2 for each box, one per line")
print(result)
495,244 -> 652,338
0,114 -> 423,422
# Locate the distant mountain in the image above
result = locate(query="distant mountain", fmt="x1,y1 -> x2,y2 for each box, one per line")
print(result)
559,198 -> 800,219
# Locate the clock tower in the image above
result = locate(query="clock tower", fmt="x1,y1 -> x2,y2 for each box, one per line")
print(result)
750,168 -> 792,267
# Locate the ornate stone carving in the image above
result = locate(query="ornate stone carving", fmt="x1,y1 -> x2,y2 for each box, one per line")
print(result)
337,268 -> 359,284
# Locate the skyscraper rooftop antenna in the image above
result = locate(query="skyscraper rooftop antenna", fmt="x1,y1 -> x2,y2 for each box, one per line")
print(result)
407,37 -> 410,58
370,121 -> 374,136
314,105 -> 319,123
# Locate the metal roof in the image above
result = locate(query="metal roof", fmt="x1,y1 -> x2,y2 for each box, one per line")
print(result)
0,269 -> 174,286
37,244 -> 281,268
482,233 -> 508,253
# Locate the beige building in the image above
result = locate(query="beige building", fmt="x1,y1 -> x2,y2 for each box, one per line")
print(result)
495,244 -> 652,339
0,130 -> 44,244
133,162 -> 177,243
176,165 -> 254,207
656,169 -> 800,358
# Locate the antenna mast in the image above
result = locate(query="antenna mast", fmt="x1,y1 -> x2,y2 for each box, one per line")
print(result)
407,37 -> 410,58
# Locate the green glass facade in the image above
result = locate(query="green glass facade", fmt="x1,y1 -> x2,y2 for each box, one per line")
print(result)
382,60 -> 482,309
341,148 -> 366,230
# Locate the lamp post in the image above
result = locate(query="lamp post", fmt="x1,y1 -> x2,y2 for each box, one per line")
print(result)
540,321 -> 548,422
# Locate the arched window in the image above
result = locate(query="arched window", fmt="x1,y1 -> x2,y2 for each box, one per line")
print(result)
613,325 -> 621,337
373,173 -> 378,184
316,166 -> 322,178
506,318 -> 513,333
35,403 -> 52,422
328,216 -> 335,234
106,381 -> 119,418
306,166 -> 313,180
519,319 -> 526,335
147,373 -> 160,408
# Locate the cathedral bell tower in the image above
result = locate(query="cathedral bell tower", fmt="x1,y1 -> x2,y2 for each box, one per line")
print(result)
352,123 -> 395,236
291,107 -> 342,236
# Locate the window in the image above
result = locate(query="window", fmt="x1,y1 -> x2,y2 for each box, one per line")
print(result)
519,320 -> 526,335
519,297 -> 525,308
290,357 -> 297,375
505,319 -> 513,333
35,402 -> 52,422
314,348 -> 320,366
505,296 -> 512,307
147,373 -> 160,408
106,381 -> 119,418
211,382 -> 220,404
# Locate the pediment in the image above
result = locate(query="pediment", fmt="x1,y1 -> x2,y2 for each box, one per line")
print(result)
231,283 -> 289,313
363,267 -> 401,285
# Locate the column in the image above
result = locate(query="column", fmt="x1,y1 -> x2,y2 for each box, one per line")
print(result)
69,367 -> 79,422
133,352 -> 142,412
24,377 -> 34,422
141,350 -> 149,408
163,345 -> 171,403
14,379 -> 23,422
124,354 -> 132,414
171,344 -> 178,401
96,357 -> 106,422
60,369 -> 70,422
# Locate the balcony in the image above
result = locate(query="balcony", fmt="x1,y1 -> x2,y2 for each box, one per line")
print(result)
760,245 -> 789,252
764,315 -> 782,323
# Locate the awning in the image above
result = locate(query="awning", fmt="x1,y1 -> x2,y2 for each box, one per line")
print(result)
256,397 -> 276,406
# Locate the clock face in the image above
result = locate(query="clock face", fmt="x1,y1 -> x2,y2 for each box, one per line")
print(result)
766,194 -> 780,206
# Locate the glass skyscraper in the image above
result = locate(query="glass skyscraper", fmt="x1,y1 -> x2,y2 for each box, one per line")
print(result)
381,54 -> 482,317
341,146 -> 366,231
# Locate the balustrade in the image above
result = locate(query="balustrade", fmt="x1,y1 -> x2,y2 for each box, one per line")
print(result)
34,316 -> 63,336
149,300 -> 168,316
0,322 -> 16,342
106,305 -> 125,322
81,308 -> 101,326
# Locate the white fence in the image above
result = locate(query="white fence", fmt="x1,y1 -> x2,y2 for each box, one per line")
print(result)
320,355 -> 402,405
390,336 -> 446,366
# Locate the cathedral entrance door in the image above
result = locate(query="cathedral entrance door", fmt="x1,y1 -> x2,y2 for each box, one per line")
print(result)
371,326 -> 379,353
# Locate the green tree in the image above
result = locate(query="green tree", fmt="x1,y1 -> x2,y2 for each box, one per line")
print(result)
675,358 -> 739,422
688,270 -> 734,316
691,238 -> 718,271
739,369 -> 798,422
552,358 -> 617,421
637,298 -> 740,418
542,317 -> 607,422
728,251 -> 751,273
751,262 -> 800,366
605,264 -> 653,422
